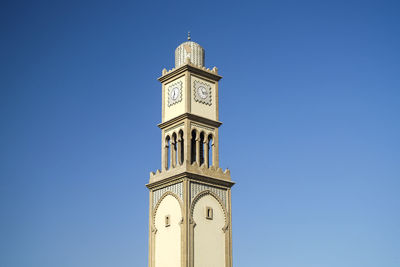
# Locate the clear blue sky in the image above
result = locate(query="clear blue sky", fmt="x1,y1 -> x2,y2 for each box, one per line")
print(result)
1,0 -> 399,266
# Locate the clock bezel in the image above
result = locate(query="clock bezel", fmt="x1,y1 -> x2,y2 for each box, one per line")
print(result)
167,81 -> 183,107
193,80 -> 212,105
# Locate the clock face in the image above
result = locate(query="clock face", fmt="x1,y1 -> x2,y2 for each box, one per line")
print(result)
197,86 -> 208,99
193,80 -> 212,106
171,87 -> 179,100
167,81 -> 182,107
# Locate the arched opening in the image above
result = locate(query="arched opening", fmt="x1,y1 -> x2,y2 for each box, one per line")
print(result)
172,132 -> 177,168
166,136 -> 171,170
154,194 -> 182,267
191,130 -> 196,164
208,134 -> 213,167
199,132 -> 205,166
179,130 -> 184,165
192,193 -> 226,267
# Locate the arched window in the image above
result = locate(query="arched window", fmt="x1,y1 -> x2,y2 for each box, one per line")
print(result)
208,134 -> 213,167
179,130 -> 184,165
199,132 -> 205,166
191,130 -> 197,164
166,136 -> 171,170
172,132 -> 177,168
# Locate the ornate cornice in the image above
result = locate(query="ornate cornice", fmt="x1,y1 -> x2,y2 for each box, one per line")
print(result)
147,166 -> 234,189
158,63 -> 222,83
158,113 -> 222,129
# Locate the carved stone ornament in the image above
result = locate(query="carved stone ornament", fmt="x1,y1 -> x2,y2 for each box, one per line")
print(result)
168,81 -> 183,107
193,80 -> 212,106
191,183 -> 226,208
153,182 -> 183,208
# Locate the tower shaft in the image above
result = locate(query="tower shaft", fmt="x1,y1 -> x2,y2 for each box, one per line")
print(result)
147,39 -> 234,267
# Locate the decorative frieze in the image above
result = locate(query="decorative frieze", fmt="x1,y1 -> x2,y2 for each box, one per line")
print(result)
190,182 -> 226,208
164,122 -> 184,136
153,182 -> 183,208
191,122 -> 215,132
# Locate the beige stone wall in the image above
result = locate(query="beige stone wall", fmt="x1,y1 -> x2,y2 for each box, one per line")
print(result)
154,195 -> 182,267
190,75 -> 217,121
193,194 -> 225,267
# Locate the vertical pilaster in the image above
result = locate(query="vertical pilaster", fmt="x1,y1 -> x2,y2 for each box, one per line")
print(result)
213,128 -> 219,168
148,190 -> 153,267
161,83 -> 165,122
182,178 -> 190,267
185,71 -> 191,114
228,188 -> 233,267
215,77 -> 219,121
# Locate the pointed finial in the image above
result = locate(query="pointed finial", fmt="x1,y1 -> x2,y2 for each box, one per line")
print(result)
187,31 -> 191,41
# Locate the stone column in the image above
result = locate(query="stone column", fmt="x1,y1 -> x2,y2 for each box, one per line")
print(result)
177,136 -> 182,165
204,138 -> 209,168
171,139 -> 176,168
164,142 -> 169,170
195,132 -> 200,166
212,141 -> 216,167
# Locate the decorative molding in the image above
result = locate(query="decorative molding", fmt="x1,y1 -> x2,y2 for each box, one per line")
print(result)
158,113 -> 222,130
165,123 -> 184,136
193,80 -> 212,106
158,63 -> 222,83
191,122 -> 215,132
167,80 -> 183,107
148,168 -> 234,188
190,183 -> 226,208
153,182 -> 183,208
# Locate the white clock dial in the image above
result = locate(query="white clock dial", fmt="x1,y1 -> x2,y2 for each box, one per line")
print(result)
193,80 -> 211,105
171,87 -> 179,100
167,81 -> 183,107
197,86 -> 208,99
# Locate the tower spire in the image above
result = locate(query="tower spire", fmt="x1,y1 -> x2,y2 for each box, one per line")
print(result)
187,31 -> 191,41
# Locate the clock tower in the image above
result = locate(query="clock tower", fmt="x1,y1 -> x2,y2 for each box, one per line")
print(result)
147,34 -> 234,267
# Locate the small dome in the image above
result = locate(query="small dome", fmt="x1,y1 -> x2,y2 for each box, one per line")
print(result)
175,33 -> 205,68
